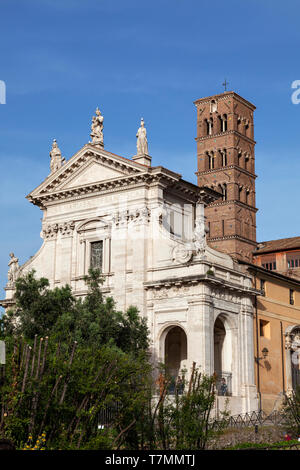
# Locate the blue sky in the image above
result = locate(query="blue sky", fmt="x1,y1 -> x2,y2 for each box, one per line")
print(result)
0,0 -> 300,302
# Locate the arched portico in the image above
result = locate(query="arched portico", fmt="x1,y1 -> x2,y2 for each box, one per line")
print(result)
160,325 -> 187,379
213,314 -> 237,396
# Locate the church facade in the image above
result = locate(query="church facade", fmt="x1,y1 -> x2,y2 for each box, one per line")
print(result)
2,109 -> 259,415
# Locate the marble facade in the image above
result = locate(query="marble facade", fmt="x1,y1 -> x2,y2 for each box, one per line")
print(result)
2,114 -> 259,415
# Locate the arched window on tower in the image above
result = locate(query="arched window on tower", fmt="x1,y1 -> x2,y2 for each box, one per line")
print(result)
221,149 -> 227,167
238,185 -> 243,201
207,152 -> 214,170
206,120 -> 209,135
218,115 -> 222,133
237,150 -> 242,168
206,118 -> 213,135
222,114 -> 228,132
245,154 -> 251,171
219,183 -> 227,201
245,189 -> 250,205
210,100 -> 217,113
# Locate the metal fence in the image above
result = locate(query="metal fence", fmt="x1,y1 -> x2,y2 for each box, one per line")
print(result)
96,402 -> 122,427
96,406 -> 287,430
167,371 -> 233,397
211,410 -> 286,430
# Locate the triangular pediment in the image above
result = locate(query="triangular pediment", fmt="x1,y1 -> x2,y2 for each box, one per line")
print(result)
28,144 -> 147,199
61,159 -> 125,190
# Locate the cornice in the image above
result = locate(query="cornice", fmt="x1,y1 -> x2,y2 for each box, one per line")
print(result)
0,298 -> 15,308
27,171 -> 205,209
194,91 -> 256,111
144,273 -> 259,296
195,130 -> 256,146
208,234 -> 258,246
27,156 -> 221,208
28,173 -> 153,206
146,258 -> 251,280
239,260 -> 300,288
36,180 -> 152,209
206,199 -> 258,213
196,164 -> 257,179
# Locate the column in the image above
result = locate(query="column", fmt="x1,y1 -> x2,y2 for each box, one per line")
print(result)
239,300 -> 258,413
188,289 -> 214,376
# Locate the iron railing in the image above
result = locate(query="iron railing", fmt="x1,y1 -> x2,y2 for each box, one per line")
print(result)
96,403 -> 287,431
211,410 -> 286,430
96,402 -> 122,428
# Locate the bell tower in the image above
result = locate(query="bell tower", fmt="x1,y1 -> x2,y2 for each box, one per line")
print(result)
194,91 -> 257,261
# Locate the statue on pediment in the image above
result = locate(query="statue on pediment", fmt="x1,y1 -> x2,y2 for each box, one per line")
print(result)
193,215 -> 208,254
50,139 -> 64,173
7,253 -> 20,286
90,107 -> 104,147
136,118 -> 148,155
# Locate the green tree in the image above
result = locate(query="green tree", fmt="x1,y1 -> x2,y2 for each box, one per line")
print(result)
282,387 -> 300,436
0,269 -> 151,449
0,270 -> 225,450
1,268 -> 149,355
1,271 -> 75,339
0,335 -> 151,449
118,363 -> 228,450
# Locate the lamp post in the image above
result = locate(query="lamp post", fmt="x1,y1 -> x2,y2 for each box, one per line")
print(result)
255,347 -> 269,414
255,347 -> 269,363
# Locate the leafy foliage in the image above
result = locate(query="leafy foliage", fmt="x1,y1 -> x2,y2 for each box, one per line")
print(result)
1,268 -> 149,355
0,270 -> 222,450
226,440 -> 300,450
0,269 -> 151,449
0,335 -> 151,449
1,271 -> 75,338
282,386 -> 300,436
117,363 -> 227,450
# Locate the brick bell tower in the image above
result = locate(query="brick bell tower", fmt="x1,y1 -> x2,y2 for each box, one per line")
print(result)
194,91 -> 257,261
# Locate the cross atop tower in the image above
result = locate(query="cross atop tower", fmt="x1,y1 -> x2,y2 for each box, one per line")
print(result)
222,79 -> 229,91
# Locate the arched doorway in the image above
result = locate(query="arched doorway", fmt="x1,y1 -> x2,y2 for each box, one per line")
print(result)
164,326 -> 187,379
214,316 -> 233,396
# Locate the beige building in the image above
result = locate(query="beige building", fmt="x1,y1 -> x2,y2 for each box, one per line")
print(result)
1,111 -> 259,415
240,261 -> 300,413
253,236 -> 300,280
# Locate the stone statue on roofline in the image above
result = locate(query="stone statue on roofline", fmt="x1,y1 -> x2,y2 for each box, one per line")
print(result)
50,139 -> 65,174
90,107 -> 104,147
136,118 -> 148,156
193,213 -> 209,254
7,253 -> 20,287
